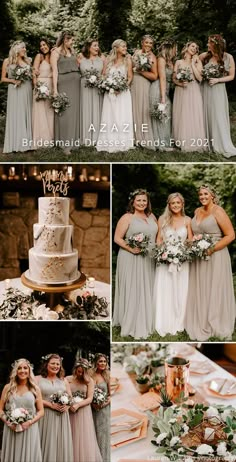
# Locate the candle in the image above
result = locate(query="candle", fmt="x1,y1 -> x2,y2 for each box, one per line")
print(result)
67,166 -> 73,181
95,169 -> 101,181
87,277 -> 95,288
204,427 -> 215,441
89,175 -> 95,181
51,169 -> 57,181
4,279 -> 11,289
79,174 -> 85,182
101,175 -> 108,181
9,167 -> 15,178
82,168 -> 88,181
1,174 -> 8,180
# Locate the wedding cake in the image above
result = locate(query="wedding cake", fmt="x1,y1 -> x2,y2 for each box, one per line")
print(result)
28,197 -> 80,284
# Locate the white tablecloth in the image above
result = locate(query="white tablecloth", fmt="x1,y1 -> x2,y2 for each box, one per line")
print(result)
111,345 -> 236,461
0,277 -> 111,320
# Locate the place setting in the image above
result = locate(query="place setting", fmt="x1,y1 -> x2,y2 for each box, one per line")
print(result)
111,343 -> 236,462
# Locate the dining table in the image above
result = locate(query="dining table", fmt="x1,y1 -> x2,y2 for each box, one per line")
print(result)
111,343 -> 236,462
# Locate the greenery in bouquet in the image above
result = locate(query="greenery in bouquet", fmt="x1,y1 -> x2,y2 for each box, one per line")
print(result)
98,71 -> 129,95
76,290 -> 109,319
126,232 -> 151,256
83,69 -> 101,88
50,391 -> 72,406
34,80 -> 50,101
133,52 -> 152,71
72,390 -> 86,403
5,406 -> 33,429
176,67 -> 193,82
0,288 -> 58,320
152,237 -> 192,270
50,92 -> 70,115
149,403 -> 236,461
12,64 -> 32,86
150,102 -> 169,123
202,64 -> 224,81
187,234 -> 215,261
92,385 -> 107,406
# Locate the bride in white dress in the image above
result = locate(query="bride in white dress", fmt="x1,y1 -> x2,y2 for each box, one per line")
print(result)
153,193 -> 193,336
96,39 -> 134,153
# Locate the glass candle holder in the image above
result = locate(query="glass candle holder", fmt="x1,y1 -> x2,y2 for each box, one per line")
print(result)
165,356 -> 190,403
87,277 -> 95,288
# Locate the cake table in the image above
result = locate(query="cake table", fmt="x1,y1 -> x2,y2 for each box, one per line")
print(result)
21,271 -> 86,310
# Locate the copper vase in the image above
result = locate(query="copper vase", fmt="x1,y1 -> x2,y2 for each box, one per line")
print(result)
165,357 -> 190,402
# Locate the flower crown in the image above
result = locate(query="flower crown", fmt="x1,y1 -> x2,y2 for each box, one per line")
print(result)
74,358 -> 90,369
41,354 -> 63,362
128,189 -> 148,200
11,359 -> 34,370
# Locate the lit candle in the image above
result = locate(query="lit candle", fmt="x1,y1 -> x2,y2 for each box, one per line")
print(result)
204,427 -> 215,441
95,169 -> 101,182
4,279 -> 11,289
89,175 -> 95,181
101,176 -> 108,181
51,169 -> 57,181
32,166 -> 38,176
87,277 -> 95,288
82,168 -> 87,181
67,166 -> 73,180
9,167 -> 15,178
1,174 -> 8,180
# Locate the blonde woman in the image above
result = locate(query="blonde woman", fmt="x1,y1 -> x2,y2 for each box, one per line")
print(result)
1,41 -> 33,153
66,358 -> 102,462
89,354 -> 110,462
96,39 -> 134,153
150,40 -> 177,150
50,30 -> 80,152
0,358 -> 44,462
185,185 -> 236,340
153,193 -> 193,336
172,41 -> 206,151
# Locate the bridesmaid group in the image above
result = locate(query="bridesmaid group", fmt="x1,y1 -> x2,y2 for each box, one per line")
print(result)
0,353 -> 110,462
1,32 -> 236,157
113,186 -> 236,341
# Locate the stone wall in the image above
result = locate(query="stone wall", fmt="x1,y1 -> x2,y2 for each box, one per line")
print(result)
0,196 -> 110,283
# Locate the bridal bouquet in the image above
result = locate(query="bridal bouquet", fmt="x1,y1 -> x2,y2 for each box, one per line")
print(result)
12,64 -> 32,87
133,52 -> 152,71
126,233 -> 151,256
92,386 -> 107,406
150,102 -> 169,122
98,72 -> 129,95
152,237 -> 191,271
202,63 -> 224,80
84,69 -> 101,88
176,67 -> 193,82
50,391 -> 72,406
50,92 -> 70,115
5,406 -> 33,432
188,233 -> 215,260
34,81 -> 50,101
72,390 -> 86,403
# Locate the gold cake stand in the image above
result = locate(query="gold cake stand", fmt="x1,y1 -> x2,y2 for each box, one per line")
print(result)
21,271 -> 86,310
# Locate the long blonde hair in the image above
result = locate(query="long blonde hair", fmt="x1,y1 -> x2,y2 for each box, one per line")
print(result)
181,41 -> 199,59
8,41 -> 30,65
161,192 -> 186,229
89,353 -> 110,384
106,39 -> 128,72
5,358 -> 38,403
56,30 -> 75,56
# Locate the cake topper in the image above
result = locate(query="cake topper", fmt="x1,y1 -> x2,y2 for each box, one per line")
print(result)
40,170 -> 70,196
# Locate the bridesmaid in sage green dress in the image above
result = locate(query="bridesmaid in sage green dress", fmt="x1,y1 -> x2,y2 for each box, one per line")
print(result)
1,41 -> 33,153
0,358 -> 44,462
150,41 -> 176,150
200,34 -> 236,158
78,38 -> 105,146
51,31 -> 80,152
185,185 -> 236,341
113,189 -> 158,339
90,354 -> 110,462
36,354 -> 74,462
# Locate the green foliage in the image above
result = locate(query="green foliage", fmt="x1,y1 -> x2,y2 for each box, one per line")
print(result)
0,0 -> 16,58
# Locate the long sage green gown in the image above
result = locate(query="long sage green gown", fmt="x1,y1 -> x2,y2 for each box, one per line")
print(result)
202,53 -> 236,157
55,54 -> 80,148
92,381 -> 110,462
1,391 -> 42,462
150,66 -> 173,150
38,377 -> 73,462
79,57 -> 104,145
113,214 -> 158,338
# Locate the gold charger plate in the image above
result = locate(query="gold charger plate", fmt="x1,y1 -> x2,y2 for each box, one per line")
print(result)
111,408 -> 148,449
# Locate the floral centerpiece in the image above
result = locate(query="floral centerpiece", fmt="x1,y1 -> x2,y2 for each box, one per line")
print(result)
83,69 -> 101,88
126,232 -> 151,256
152,237 -> 192,272
202,64 -> 224,81
133,52 -> 152,71
5,406 -> 33,432
50,92 -> 70,115
150,102 -> 169,122
12,64 -> 32,87
34,81 -> 50,101
187,234 -> 215,261
176,67 -> 193,82
92,385 -> 107,406
98,72 -> 129,95
149,403 -> 236,461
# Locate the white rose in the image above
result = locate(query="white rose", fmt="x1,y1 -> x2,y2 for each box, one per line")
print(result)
60,396 -> 69,404
45,311 -> 59,320
173,257 -> 179,264
40,85 -> 48,92
73,396 -> 83,403
170,436 -> 180,447
89,75 -> 97,83
158,103 -> 166,111
156,432 -> 168,444
109,88 -> 115,94
221,409 -> 232,422
176,73 -> 181,79
182,423 -> 189,435
217,442 -> 228,457
12,408 -> 24,418
198,240 -> 211,249
196,444 -> 214,455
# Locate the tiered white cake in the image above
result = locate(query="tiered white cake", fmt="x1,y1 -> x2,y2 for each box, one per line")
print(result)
28,197 -> 80,283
